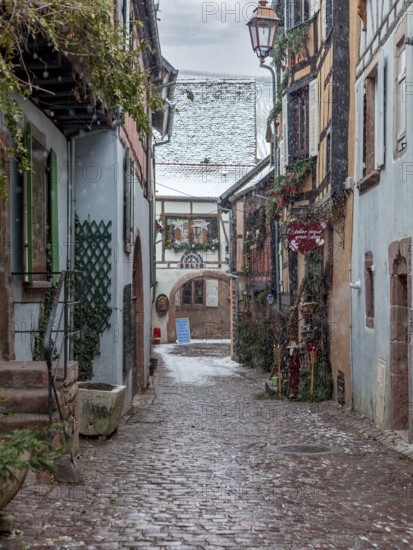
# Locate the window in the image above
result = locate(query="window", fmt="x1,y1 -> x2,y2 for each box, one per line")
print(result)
124,148 -> 135,253
23,123 -> 59,283
363,71 -> 376,176
182,282 -> 192,305
288,0 -> 310,28
365,252 -> 374,328
357,57 -> 385,192
325,128 -> 331,178
165,216 -> 218,247
181,280 -> 204,306
395,38 -> 407,156
289,86 -> 309,159
325,0 -> 333,36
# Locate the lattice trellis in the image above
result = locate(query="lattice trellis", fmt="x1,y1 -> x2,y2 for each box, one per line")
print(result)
75,216 -> 112,330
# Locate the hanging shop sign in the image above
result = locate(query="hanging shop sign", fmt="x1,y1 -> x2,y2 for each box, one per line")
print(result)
286,222 -> 325,254
178,251 -> 205,269
155,294 -> 169,317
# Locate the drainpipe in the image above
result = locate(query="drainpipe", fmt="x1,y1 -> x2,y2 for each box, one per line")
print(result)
349,263 -> 354,409
146,132 -> 156,299
258,59 -> 282,312
150,94 -> 176,299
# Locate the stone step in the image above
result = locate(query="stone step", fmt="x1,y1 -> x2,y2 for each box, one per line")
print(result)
0,361 -> 48,388
1,388 -> 53,415
0,361 -> 78,389
0,412 -> 59,433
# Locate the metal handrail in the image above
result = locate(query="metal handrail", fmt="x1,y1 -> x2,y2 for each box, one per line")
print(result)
41,270 -> 83,439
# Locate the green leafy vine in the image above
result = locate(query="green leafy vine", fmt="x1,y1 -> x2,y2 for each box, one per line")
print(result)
269,22 -> 311,123
273,22 -> 311,68
267,158 -> 312,221
165,241 -> 220,253
74,215 -> 112,381
0,0 -> 163,197
31,285 -> 57,361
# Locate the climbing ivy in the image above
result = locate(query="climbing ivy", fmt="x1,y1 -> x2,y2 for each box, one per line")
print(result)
267,158 -> 312,221
31,285 -> 57,361
273,22 -> 311,68
244,206 -> 266,250
74,215 -> 112,381
269,22 -> 311,123
0,0 -> 163,197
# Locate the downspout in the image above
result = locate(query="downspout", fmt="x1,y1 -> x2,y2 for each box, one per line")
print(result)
349,262 -> 353,408
146,129 -> 156,300
150,90 -> 177,299
259,59 -> 282,312
150,124 -> 173,302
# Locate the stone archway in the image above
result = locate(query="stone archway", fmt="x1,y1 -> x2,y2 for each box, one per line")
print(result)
167,271 -> 230,342
132,231 -> 145,395
389,238 -> 412,442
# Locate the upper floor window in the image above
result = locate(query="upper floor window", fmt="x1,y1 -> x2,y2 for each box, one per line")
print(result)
23,123 -> 59,282
165,216 -> 219,249
363,70 -> 376,176
288,0 -> 310,28
289,86 -> 309,159
325,127 -> 331,179
395,37 -> 407,156
356,56 -> 385,192
325,0 -> 333,37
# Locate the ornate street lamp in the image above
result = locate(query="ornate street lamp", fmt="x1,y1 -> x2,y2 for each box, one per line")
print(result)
247,0 -> 280,60
246,1 -> 282,312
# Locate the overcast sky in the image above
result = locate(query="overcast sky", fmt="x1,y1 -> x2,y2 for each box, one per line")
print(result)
157,0 -> 268,77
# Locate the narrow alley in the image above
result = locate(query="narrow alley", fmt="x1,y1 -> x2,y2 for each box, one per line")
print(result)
0,343 -> 413,550
2,342 -> 413,549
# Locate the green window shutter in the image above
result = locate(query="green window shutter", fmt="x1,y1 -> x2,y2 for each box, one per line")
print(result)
25,123 -> 33,282
124,147 -> 131,252
130,160 -> 135,238
49,148 -> 59,281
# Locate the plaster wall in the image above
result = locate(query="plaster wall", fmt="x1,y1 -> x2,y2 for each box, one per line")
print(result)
75,132 -> 151,401
351,15 -> 413,427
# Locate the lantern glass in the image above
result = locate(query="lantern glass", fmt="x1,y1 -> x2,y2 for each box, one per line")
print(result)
247,1 -> 280,59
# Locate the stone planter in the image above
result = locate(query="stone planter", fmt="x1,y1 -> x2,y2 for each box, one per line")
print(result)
78,383 -> 126,437
0,451 -> 30,510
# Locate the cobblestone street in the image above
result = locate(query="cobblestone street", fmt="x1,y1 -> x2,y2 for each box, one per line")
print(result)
2,342 -> 413,549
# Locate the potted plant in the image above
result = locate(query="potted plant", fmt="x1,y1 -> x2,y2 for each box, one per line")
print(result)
0,427 -> 59,510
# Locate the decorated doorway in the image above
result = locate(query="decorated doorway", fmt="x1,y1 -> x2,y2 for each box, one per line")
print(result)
389,238 -> 412,441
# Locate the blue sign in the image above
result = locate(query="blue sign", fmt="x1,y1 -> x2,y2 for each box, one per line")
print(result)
176,318 -> 191,344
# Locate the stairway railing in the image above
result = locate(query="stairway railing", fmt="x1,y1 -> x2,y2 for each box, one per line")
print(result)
42,270 -> 82,443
